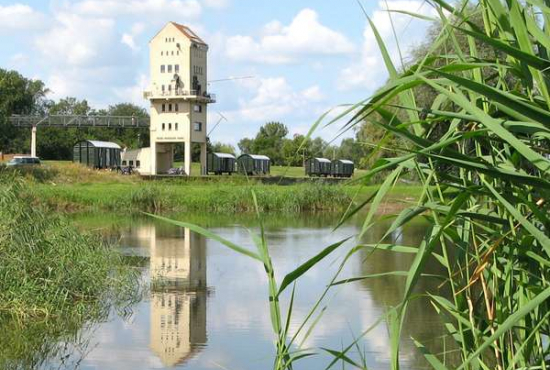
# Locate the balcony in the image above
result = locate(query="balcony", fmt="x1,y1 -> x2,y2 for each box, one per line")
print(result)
143,89 -> 216,103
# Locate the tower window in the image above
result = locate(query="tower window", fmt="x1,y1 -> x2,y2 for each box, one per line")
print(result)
167,65 -> 172,73
161,51 -> 163,56
162,123 -> 166,131
161,65 -> 165,73
171,51 -> 174,56
175,65 -> 179,73
175,123 -> 178,130
168,104 -> 172,112
194,122 -> 202,131
168,85 -> 171,92
193,104 -> 202,113
175,103 -> 179,112
169,123 -> 172,130
162,104 -> 166,112
162,85 -> 165,92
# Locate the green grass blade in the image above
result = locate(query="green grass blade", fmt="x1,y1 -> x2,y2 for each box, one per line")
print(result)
278,237 -> 352,295
144,213 -> 262,261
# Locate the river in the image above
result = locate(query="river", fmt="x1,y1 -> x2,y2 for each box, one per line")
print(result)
26,213 -> 452,369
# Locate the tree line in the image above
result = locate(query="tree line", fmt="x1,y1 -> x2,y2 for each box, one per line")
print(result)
0,69 -> 149,160
0,67 -> 403,168
236,121 -> 385,167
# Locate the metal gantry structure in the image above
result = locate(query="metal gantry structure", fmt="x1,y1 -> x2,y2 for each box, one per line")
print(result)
9,114 -> 151,128
9,114 -> 151,157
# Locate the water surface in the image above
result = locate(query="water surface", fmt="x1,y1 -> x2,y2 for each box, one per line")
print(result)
40,213 -> 450,369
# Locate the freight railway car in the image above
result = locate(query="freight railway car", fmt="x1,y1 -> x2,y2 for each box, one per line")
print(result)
237,154 -> 271,175
73,140 -> 121,169
331,159 -> 354,178
305,158 -> 332,177
207,152 -> 236,175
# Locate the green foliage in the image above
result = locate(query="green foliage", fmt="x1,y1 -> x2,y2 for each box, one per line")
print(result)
0,69 -> 48,154
239,122 -> 290,164
240,122 -> 366,166
0,170 -> 140,368
0,68 -> 149,159
211,141 -> 236,155
37,99 -> 150,160
35,181 -> 354,214
339,0 -> 550,368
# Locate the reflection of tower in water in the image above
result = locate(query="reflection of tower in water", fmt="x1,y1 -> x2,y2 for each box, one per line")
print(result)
143,225 -> 207,367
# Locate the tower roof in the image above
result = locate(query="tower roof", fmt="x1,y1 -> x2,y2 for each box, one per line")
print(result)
150,22 -> 207,46
170,22 -> 207,45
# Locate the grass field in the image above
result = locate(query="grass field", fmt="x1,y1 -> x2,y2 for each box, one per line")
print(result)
172,162 -> 368,178
2,161 -> 422,214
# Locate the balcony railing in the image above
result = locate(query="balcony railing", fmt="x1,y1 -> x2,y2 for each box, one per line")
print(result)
143,89 -> 216,102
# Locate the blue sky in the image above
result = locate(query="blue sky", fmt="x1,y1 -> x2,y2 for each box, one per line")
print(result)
0,0 -> 437,146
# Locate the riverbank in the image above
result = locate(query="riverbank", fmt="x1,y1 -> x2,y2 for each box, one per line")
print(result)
3,161 -> 421,214
32,182 -> 354,213
0,174 -> 139,319
0,172 -> 141,368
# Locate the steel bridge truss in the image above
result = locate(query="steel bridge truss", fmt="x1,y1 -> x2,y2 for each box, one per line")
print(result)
9,115 -> 150,128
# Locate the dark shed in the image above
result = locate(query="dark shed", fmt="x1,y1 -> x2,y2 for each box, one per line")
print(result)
207,152 -> 236,175
331,159 -> 354,178
305,157 -> 331,177
237,154 -> 271,175
73,140 -> 121,169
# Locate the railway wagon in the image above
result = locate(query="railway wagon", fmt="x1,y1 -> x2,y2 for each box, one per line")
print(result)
207,152 -> 236,175
73,140 -> 121,169
305,158 -> 331,177
331,159 -> 354,178
237,154 -> 271,175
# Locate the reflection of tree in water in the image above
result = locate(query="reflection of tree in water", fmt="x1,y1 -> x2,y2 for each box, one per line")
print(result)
358,221 -> 459,368
143,224 -> 208,367
0,290 -> 137,370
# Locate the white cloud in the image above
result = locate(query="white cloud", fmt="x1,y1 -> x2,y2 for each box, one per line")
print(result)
0,4 -> 46,32
113,73 -> 150,107
226,9 -> 355,64
338,0 -> 438,91
121,22 -> 146,51
69,0 -> 202,20
121,34 -> 138,51
35,13 -> 118,67
9,53 -> 29,67
234,77 -> 325,122
203,0 -> 230,9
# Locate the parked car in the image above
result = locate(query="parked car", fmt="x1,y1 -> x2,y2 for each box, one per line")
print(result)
6,156 -> 41,167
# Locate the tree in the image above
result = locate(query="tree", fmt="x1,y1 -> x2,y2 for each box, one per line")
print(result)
257,122 -> 288,139
0,69 -> 49,154
211,142 -> 236,156
309,137 -> 328,158
282,134 -> 310,166
251,122 -> 289,165
238,138 -> 254,154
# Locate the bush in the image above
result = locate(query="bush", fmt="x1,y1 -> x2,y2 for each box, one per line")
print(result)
0,171 -> 140,368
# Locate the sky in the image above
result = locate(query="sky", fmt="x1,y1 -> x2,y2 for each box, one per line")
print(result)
0,0 -> 438,147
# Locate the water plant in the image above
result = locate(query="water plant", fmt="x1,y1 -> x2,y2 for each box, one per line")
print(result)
32,181 -> 357,214
0,169 -> 141,368
329,0 -> 550,367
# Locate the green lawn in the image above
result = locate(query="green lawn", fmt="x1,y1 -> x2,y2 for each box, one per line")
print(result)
5,160 -> 423,214
172,162 -> 368,178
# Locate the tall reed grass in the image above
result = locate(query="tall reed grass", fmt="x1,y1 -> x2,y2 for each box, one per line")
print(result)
0,169 -> 140,369
33,182 -> 354,214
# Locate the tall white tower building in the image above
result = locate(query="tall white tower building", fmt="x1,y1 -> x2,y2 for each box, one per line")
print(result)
142,22 -> 215,176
